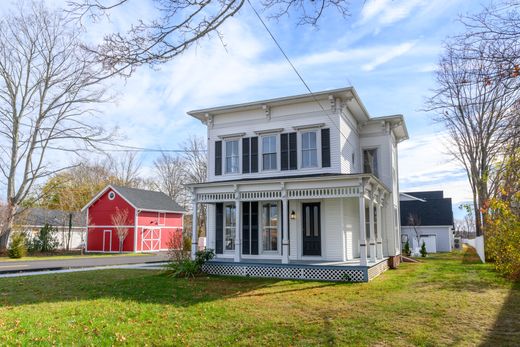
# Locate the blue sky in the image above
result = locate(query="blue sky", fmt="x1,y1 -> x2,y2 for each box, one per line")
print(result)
4,0 -> 487,219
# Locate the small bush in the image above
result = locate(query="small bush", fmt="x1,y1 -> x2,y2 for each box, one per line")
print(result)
164,248 -> 215,278
403,240 -> 411,256
8,232 -> 27,258
27,223 -> 59,253
420,241 -> 427,257
183,236 -> 192,252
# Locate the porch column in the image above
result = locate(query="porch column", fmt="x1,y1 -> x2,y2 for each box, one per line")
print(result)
359,195 -> 368,266
234,196 -> 242,262
282,197 -> 289,264
369,194 -> 376,263
376,193 -> 384,260
191,199 -> 198,260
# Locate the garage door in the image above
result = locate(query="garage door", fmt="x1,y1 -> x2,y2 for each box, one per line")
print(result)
420,235 -> 437,253
142,229 -> 160,251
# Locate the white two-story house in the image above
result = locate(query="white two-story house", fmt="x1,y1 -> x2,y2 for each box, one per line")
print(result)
188,87 -> 408,282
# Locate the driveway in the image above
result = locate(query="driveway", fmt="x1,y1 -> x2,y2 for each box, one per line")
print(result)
0,253 -> 170,274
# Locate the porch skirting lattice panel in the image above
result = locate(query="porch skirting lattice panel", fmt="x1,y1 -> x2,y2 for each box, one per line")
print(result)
202,259 -> 389,282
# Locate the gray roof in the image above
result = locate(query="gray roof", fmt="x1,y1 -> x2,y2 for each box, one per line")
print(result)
111,185 -> 185,213
16,208 -> 86,227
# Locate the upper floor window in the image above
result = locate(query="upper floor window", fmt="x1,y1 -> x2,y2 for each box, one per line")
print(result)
225,140 -> 239,173
262,135 -> 277,170
363,148 -> 378,177
301,131 -> 318,168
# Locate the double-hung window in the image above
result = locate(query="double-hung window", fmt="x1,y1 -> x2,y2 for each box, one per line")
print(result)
301,131 -> 318,168
363,148 -> 378,177
225,140 -> 239,173
262,135 -> 277,170
224,203 -> 236,251
262,202 -> 278,252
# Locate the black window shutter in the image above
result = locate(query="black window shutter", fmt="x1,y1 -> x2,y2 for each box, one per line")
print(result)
250,201 -> 259,255
242,202 -> 250,255
215,141 -> 222,176
289,132 -> 297,170
250,137 -> 258,173
242,138 -> 250,174
321,128 -> 331,168
215,203 -> 223,254
281,133 -> 289,170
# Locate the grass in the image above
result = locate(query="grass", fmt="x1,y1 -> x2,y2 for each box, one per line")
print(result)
0,249 -> 518,346
0,252 -> 153,262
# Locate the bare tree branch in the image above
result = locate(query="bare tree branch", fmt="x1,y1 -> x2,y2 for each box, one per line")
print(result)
0,2 -> 113,249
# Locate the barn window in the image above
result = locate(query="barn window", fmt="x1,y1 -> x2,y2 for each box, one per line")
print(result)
108,191 -> 116,200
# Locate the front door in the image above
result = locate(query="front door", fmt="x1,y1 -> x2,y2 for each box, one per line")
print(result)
302,203 -> 321,256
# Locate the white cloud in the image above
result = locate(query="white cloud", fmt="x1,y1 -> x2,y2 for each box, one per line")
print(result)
361,42 -> 416,71
359,0 -> 429,26
398,132 -> 472,205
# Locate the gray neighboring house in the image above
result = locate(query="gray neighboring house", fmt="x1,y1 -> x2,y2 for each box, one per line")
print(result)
16,208 -> 87,250
400,191 -> 454,253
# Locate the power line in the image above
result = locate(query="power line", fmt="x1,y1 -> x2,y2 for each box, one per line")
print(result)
246,0 -> 354,144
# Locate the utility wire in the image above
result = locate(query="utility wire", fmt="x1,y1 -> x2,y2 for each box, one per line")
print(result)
246,0 -> 354,144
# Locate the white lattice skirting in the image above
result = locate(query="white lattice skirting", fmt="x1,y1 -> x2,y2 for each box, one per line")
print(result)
202,260 -> 390,282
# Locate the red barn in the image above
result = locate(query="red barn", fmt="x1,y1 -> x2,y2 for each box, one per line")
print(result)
82,185 -> 185,253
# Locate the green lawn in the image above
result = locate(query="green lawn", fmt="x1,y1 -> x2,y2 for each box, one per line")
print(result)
0,252 -> 152,262
0,250 -> 518,346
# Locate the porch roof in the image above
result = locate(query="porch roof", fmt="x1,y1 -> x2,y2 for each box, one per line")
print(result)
189,173 -> 388,189
190,173 -> 390,203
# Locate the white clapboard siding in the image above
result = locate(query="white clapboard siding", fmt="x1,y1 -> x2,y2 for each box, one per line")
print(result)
323,199 -> 343,261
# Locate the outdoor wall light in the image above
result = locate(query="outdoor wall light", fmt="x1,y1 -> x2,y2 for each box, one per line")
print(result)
290,210 -> 296,220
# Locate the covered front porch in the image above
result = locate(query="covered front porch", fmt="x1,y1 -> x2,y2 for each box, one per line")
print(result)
190,174 -> 399,282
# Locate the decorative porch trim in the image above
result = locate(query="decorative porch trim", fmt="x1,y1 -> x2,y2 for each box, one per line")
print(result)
196,186 -> 361,203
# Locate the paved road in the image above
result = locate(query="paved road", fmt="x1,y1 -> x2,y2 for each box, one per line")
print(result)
0,253 -> 170,274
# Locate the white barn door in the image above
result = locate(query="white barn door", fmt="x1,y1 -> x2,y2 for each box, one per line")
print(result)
142,229 -> 161,251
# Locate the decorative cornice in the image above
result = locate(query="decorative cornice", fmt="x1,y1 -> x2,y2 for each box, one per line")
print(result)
292,123 -> 325,131
218,132 -> 246,140
254,128 -> 284,135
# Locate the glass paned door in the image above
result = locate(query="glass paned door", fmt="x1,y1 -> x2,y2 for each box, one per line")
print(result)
302,203 -> 321,256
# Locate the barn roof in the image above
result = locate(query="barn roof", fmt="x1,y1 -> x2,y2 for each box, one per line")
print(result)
400,191 -> 454,226
82,185 -> 185,213
111,185 -> 185,213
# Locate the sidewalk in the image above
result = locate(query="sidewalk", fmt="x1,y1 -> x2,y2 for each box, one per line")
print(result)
0,253 -> 169,274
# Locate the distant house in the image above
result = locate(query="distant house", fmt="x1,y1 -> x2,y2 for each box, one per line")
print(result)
16,208 -> 86,250
82,185 -> 185,253
400,191 -> 454,253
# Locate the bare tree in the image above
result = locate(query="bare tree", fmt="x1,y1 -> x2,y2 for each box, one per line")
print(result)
153,153 -> 188,207
111,207 -> 130,252
407,213 -> 422,253
0,2 -> 111,249
105,152 -> 142,188
426,36 -> 519,238
183,136 -> 207,238
68,0 -> 351,75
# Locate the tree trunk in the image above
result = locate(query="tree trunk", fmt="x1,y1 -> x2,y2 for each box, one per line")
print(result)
0,204 -> 16,250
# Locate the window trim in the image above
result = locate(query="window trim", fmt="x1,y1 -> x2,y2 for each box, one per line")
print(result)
261,134 -> 278,172
299,130 -> 320,169
362,147 -> 380,178
224,139 -> 240,174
